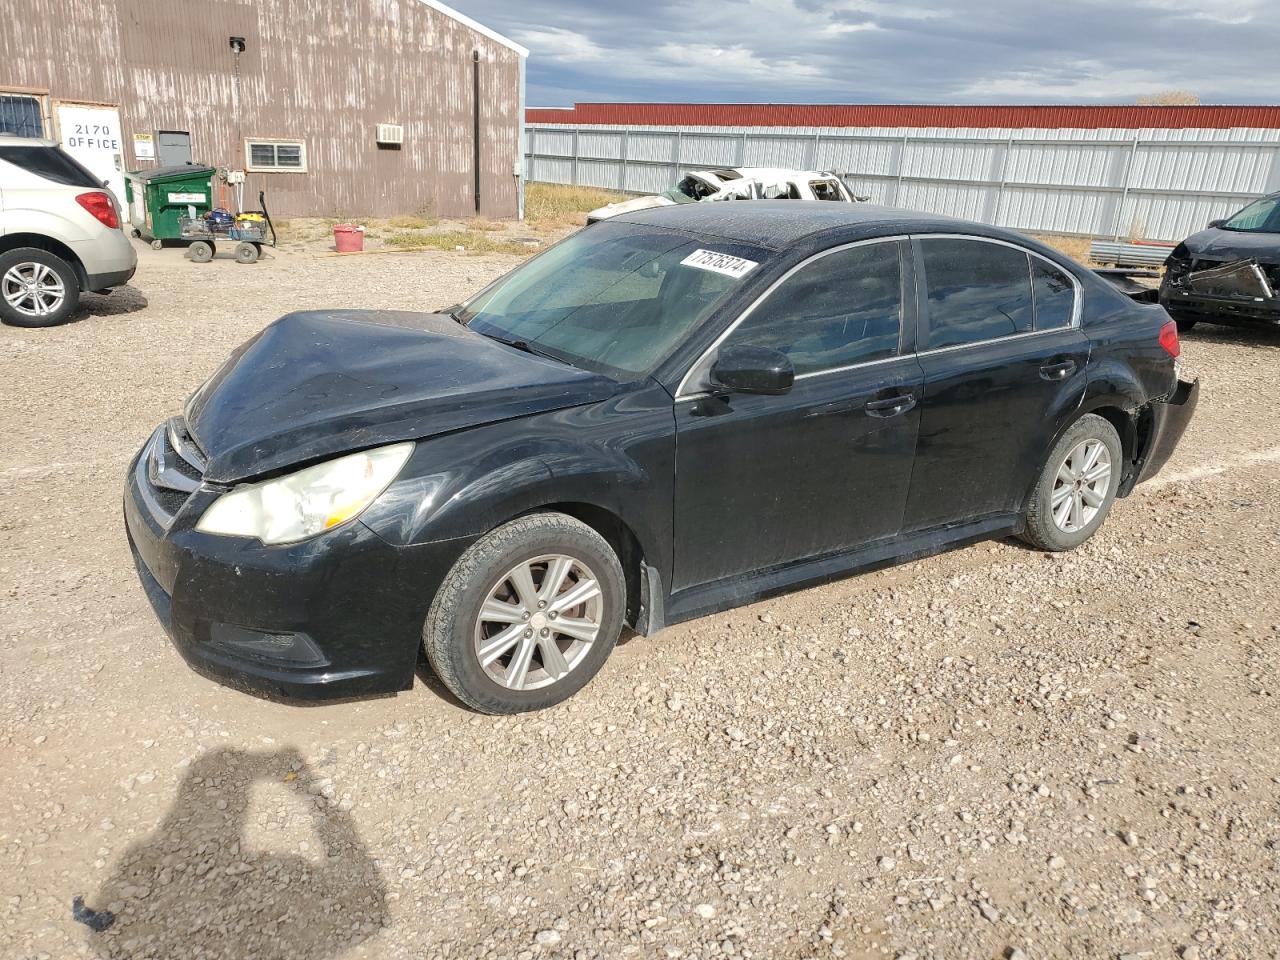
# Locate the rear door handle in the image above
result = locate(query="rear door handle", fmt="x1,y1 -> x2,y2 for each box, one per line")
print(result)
1040,359 -> 1077,381
864,393 -> 917,418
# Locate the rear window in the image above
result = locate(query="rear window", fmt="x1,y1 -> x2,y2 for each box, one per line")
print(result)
1032,259 -> 1076,330
0,145 -> 101,188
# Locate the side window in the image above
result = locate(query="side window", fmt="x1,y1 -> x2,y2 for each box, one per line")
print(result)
921,238 -> 1034,349
725,242 -> 902,375
1032,258 -> 1076,330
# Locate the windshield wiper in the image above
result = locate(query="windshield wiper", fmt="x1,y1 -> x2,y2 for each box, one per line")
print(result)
441,303 -> 466,324
480,330 -> 572,366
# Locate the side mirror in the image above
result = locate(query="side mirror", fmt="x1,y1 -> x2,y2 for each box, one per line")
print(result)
1208,219 -> 1225,229
710,345 -> 794,396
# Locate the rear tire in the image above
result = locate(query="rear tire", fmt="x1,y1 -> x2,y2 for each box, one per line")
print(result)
0,248 -> 80,328
424,512 -> 625,714
234,241 -> 259,264
188,240 -> 215,263
1021,414 -> 1122,552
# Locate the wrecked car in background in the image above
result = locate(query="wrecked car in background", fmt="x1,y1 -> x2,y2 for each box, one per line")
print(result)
586,167 -> 863,223
1160,192 -> 1280,331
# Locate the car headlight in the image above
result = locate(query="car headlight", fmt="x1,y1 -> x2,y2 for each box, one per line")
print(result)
196,442 -> 414,544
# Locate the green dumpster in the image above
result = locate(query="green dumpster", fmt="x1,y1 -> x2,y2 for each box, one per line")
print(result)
124,164 -> 216,247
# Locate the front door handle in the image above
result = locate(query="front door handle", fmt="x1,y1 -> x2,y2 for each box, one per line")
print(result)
1040,359 -> 1077,381
864,393 -> 917,418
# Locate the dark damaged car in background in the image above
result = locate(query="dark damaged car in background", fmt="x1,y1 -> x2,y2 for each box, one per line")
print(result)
1161,192 -> 1280,331
124,203 -> 1199,715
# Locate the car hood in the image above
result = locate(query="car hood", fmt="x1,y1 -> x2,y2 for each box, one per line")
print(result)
587,194 -> 675,221
185,310 -> 619,483
1178,227 -> 1280,262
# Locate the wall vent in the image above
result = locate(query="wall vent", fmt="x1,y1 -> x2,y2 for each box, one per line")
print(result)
376,123 -> 404,145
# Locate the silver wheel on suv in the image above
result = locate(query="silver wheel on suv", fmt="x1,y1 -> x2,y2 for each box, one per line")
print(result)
2,261 -> 66,319
0,249 -> 80,328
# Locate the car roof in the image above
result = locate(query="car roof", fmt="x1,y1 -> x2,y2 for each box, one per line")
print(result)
612,200 -> 992,250
0,135 -> 57,148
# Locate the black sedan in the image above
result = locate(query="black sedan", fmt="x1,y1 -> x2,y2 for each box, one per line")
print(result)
124,203 -> 1198,714
1161,192 -> 1280,331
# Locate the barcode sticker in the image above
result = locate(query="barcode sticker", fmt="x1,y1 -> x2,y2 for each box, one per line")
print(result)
680,249 -> 759,279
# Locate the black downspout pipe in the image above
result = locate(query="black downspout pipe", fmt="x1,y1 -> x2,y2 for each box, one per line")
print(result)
472,50 -> 481,216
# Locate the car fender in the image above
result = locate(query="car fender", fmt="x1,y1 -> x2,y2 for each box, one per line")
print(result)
361,431 -> 667,570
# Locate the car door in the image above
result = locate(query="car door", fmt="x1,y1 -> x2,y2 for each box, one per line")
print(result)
672,238 -> 924,591
902,236 -> 1090,532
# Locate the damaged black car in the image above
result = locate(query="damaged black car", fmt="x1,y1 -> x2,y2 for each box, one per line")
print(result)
1161,192 -> 1280,332
124,203 -> 1198,714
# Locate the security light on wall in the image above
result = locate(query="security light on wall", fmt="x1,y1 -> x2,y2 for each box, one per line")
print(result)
229,36 -> 246,54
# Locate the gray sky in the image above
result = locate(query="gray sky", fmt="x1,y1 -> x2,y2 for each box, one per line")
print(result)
458,0 -> 1279,106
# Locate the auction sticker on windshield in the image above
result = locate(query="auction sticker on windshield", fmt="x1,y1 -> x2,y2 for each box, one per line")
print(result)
680,249 -> 759,279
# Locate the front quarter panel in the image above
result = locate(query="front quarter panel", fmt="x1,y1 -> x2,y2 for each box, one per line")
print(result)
360,380 -> 676,584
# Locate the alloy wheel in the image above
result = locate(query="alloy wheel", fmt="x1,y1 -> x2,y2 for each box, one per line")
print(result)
473,554 -> 604,691
2,262 -> 66,318
1051,438 -> 1112,533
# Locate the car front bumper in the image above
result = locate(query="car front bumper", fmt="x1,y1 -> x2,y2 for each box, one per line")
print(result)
123,439 -> 471,701
1160,286 -> 1280,327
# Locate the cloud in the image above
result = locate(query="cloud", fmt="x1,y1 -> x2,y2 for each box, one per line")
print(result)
457,0 -> 1280,105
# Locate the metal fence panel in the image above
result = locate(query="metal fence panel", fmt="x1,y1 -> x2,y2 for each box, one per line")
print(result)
578,131 -> 624,160
526,123 -> 1280,241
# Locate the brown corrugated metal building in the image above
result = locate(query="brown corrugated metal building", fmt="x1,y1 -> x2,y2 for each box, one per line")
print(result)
1,0 -> 527,219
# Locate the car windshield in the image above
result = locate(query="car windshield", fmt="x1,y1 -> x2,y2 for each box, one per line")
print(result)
1221,197 -> 1280,233
457,222 -> 768,378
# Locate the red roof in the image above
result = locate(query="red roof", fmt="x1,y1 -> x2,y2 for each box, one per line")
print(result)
526,102 -> 1280,130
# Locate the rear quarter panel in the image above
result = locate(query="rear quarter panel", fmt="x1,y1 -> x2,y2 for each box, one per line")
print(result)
1080,276 -> 1178,411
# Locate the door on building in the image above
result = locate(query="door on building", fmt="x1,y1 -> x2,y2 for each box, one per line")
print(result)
55,103 -> 126,209
156,130 -> 192,166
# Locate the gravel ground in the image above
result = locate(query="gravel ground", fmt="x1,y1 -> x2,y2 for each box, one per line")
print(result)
2,240 -> 1280,960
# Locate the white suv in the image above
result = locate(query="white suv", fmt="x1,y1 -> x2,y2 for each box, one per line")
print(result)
0,135 -> 137,327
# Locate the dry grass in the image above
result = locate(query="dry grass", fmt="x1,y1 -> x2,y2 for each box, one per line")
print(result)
383,230 -> 536,256
524,182 -> 626,228
385,214 -> 438,230
1031,233 -> 1093,263
273,217 -> 338,243
462,217 -> 507,232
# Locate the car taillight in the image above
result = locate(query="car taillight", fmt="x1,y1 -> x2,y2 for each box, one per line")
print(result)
76,191 -> 119,230
1158,319 -> 1180,358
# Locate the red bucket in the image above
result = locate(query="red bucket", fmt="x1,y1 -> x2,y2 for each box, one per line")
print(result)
334,223 -> 364,253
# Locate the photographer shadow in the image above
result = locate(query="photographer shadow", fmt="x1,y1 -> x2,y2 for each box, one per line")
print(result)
85,747 -> 388,959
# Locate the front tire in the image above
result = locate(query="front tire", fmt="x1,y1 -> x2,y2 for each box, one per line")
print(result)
1021,414 -> 1122,552
0,248 -> 80,328
424,513 -> 625,714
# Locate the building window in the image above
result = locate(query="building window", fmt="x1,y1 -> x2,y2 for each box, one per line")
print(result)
1,94 -> 45,138
245,138 -> 306,172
